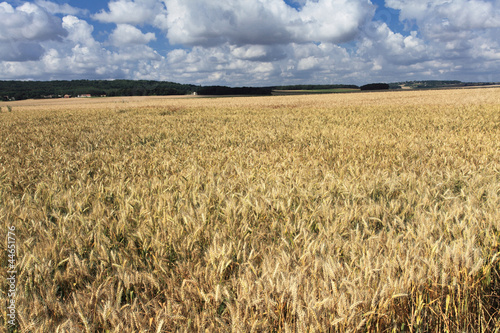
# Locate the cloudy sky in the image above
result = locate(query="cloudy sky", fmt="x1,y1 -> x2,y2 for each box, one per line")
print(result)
1,0 -> 499,86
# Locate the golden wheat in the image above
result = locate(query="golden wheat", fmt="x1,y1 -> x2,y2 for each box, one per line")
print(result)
1,88 -> 500,332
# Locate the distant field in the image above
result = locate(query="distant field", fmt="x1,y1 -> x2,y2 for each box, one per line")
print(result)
1,89 -> 500,331
273,88 -> 360,95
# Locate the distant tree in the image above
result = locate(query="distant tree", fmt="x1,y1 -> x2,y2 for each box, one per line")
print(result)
360,83 -> 390,91
273,84 -> 359,90
0,80 -> 199,100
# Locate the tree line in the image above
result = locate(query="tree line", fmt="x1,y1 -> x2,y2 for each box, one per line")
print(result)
0,80 -> 199,101
1,80 -> 394,101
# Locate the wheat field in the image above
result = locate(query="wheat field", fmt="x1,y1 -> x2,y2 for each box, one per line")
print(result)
1,89 -> 500,332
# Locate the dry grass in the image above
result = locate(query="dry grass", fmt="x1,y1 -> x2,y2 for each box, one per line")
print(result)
1,89 -> 500,332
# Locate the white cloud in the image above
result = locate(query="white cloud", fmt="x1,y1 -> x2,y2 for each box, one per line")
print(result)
160,41 -> 371,86
288,0 -> 375,43
0,14 -> 114,79
164,0 -> 292,46
35,0 -> 87,16
0,42 -> 45,62
62,15 -> 96,46
297,56 -> 320,71
164,0 -> 375,46
359,22 -> 428,66
0,2 -> 67,42
0,2 -> 67,61
381,0 -> 500,81
48,15 -> 111,76
231,45 -> 287,62
112,45 -> 162,62
165,44 -> 279,84
0,9 -> 164,81
109,24 -> 156,46
93,0 -> 167,27
386,0 -> 500,39
231,45 -> 269,61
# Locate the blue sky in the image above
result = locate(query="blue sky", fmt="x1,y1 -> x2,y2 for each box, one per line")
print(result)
1,0 -> 500,85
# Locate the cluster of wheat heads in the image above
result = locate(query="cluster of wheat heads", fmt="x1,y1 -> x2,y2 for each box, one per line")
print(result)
1,89 -> 500,332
